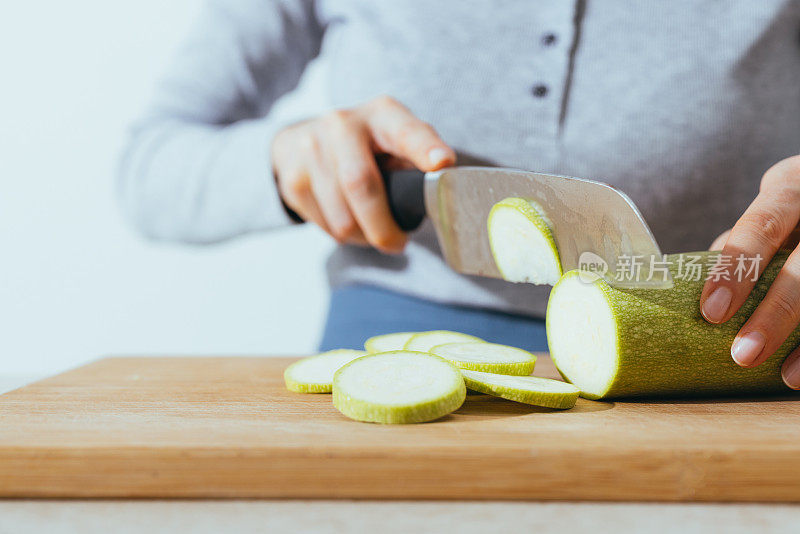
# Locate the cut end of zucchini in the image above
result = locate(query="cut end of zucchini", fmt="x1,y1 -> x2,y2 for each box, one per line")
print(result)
488,197 -> 562,285
404,330 -> 483,353
431,342 -> 536,376
332,351 -> 466,424
364,332 -> 417,353
461,370 -> 580,409
546,271 -> 618,398
284,349 -> 367,393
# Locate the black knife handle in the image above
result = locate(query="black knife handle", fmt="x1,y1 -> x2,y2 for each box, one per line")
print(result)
281,167 -> 427,232
381,168 -> 426,232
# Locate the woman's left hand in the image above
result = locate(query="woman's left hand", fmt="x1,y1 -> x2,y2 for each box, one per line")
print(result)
700,155 -> 800,388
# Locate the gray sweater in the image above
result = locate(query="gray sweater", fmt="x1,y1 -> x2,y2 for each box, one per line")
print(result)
119,0 -> 800,317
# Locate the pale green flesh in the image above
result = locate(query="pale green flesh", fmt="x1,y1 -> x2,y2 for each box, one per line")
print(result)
461,369 -> 579,409
364,332 -> 417,353
404,331 -> 483,353
488,197 -> 562,285
284,349 -> 367,393
332,351 -> 466,424
546,275 -> 617,396
547,251 -> 800,399
430,342 -> 536,376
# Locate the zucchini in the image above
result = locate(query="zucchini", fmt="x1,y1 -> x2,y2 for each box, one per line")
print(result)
284,349 -> 367,393
461,370 -> 579,409
430,342 -> 537,376
404,330 -> 483,352
332,351 -> 466,423
364,332 -> 417,353
488,197 -> 562,285
547,250 -> 800,399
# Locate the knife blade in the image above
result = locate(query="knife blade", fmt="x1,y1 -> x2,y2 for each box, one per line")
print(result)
383,166 -> 672,289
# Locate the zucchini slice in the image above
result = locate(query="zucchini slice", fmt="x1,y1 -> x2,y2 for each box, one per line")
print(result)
332,351 -> 466,424
404,330 -> 483,353
364,332 -> 417,353
461,369 -> 579,409
431,342 -> 537,376
284,349 -> 367,393
488,197 -> 562,285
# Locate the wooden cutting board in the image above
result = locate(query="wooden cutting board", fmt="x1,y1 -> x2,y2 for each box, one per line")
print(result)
2,355 -> 800,501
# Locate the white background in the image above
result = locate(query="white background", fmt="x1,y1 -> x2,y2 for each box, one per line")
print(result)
0,0 -> 333,375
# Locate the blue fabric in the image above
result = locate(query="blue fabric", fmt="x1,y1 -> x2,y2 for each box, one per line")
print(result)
319,285 -> 548,352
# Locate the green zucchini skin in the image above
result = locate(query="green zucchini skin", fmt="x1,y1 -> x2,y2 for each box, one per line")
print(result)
548,250 -> 800,399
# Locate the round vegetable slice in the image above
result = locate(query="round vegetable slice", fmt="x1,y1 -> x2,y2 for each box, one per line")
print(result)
284,349 -> 367,393
332,351 -> 466,424
430,342 -> 537,376
488,197 -> 562,285
364,332 -> 417,353
461,370 -> 579,409
404,330 -> 483,353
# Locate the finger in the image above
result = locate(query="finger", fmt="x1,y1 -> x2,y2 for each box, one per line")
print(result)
709,229 -> 730,251
781,346 -> 800,389
276,167 -> 331,234
360,96 -> 456,172
782,227 -> 800,249
326,112 -> 407,253
699,189 -> 800,324
306,141 -> 359,243
729,247 -> 800,368
344,230 -> 370,247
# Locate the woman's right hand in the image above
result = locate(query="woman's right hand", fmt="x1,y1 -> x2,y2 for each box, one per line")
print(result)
271,95 -> 456,254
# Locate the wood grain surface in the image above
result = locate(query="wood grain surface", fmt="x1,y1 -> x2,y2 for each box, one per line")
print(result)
1,355 -> 799,501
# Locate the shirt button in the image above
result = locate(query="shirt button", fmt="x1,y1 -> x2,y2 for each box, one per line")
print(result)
541,33 -> 558,46
531,84 -> 549,98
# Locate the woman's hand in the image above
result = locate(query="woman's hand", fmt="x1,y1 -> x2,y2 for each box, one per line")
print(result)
700,155 -> 800,388
271,95 -> 456,254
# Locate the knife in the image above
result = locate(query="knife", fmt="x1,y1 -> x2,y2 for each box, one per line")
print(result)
383,166 -> 672,289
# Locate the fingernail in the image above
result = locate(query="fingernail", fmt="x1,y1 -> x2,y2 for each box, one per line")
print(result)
701,286 -> 732,323
781,352 -> 800,389
731,331 -> 765,367
428,148 -> 450,166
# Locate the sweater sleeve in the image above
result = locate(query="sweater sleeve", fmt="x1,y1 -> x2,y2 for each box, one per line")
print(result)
117,0 -> 322,243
